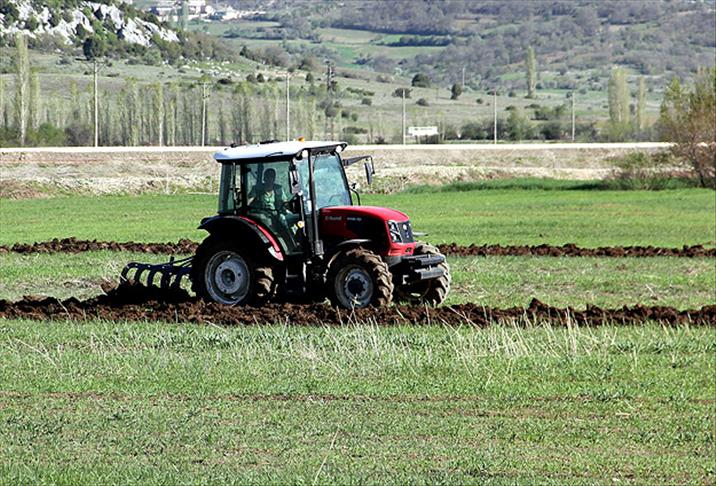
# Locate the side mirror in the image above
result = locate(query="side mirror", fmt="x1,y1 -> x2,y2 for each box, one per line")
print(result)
364,160 -> 375,185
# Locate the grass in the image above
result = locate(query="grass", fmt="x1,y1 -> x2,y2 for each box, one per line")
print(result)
1,188 -> 713,247
403,177 -> 704,193
0,320 -> 713,484
0,252 -> 713,310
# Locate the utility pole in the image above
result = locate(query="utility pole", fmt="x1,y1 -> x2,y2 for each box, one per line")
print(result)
93,58 -> 99,147
200,81 -> 209,147
571,91 -> 576,142
325,60 -> 333,92
285,73 -> 290,141
461,65 -> 466,88
402,88 -> 406,145
493,88 -> 497,144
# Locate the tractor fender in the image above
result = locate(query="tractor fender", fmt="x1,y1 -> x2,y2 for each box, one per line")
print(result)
198,215 -> 284,261
325,238 -> 373,267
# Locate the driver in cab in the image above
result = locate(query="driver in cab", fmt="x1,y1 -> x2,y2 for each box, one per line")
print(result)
247,168 -> 286,214
247,168 -> 295,246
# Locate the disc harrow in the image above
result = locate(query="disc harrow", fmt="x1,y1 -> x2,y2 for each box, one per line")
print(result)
120,256 -> 193,290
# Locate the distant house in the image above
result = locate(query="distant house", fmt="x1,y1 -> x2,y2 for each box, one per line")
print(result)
210,6 -> 241,21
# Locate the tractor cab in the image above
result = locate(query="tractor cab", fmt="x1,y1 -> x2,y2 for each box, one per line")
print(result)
213,140 -> 372,257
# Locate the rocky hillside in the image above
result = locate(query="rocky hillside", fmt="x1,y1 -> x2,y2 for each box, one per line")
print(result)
0,0 -> 234,62
0,0 -> 184,54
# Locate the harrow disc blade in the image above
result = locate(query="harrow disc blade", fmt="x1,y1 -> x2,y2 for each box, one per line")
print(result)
120,257 -> 194,292
147,268 -> 161,287
172,273 -> 186,289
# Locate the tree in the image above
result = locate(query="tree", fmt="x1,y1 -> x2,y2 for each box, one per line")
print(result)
151,83 -> 164,146
636,77 -> 646,131
13,33 -> 30,145
506,108 -> 532,141
450,82 -> 462,100
659,69 -> 716,187
83,36 -> 107,147
180,0 -> 188,31
411,73 -> 431,88
526,46 -> 537,98
83,36 -> 106,61
123,78 -> 140,146
0,76 -> 5,129
29,69 -> 40,131
392,87 -> 411,99
166,83 -> 178,146
607,67 -> 630,140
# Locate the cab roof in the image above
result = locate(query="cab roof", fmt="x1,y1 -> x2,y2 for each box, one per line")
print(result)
213,140 -> 347,163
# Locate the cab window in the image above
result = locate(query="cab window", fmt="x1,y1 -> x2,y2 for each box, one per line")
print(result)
297,154 -> 351,211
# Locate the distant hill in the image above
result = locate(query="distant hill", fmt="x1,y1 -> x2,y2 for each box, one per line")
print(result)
227,0 -> 716,86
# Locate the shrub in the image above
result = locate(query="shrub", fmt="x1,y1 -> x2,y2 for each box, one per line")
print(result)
450,83 -> 462,100
411,73 -> 431,88
659,69 -> 716,188
416,98 -> 429,106
607,152 -> 694,190
344,126 -> 368,134
392,88 -> 411,98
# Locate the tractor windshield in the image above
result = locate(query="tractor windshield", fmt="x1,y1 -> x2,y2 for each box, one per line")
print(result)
299,153 -> 351,211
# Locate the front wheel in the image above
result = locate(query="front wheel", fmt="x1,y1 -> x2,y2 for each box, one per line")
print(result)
327,248 -> 394,309
394,242 -> 451,306
191,237 -> 275,305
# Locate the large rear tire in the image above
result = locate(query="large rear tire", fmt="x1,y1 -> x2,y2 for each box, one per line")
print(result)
394,242 -> 450,306
327,248 -> 394,309
191,236 -> 275,305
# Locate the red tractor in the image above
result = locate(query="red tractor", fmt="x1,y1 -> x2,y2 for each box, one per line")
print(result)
122,140 -> 450,308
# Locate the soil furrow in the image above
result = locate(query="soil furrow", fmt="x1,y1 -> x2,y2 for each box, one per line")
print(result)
1,237 -> 714,258
1,284 -> 713,327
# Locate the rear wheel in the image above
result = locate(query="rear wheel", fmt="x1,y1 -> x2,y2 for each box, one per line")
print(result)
191,236 -> 275,305
394,242 -> 451,306
327,248 -> 393,309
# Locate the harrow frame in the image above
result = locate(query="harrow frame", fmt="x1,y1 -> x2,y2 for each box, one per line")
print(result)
121,256 -> 193,290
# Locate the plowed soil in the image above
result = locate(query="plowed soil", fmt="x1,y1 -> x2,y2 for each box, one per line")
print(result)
436,242 -> 716,258
1,284 -> 713,327
0,238 -> 199,255
1,237 -> 714,258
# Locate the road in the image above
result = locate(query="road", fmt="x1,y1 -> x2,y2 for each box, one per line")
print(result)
0,142 -> 672,154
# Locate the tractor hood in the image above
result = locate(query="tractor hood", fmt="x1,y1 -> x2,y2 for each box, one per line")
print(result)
320,206 -> 409,222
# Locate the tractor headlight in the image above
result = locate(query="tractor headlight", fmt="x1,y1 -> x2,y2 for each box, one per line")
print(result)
387,220 -> 402,243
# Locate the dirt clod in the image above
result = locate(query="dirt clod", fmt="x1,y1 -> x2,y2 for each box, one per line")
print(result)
1,238 -> 713,258
0,283 -> 712,327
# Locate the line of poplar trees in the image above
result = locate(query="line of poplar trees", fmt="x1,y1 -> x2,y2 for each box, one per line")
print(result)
0,35 -> 323,147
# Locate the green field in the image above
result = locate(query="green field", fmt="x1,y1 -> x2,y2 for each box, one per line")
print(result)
1,185 -> 714,483
0,321 -> 713,484
1,188 -> 714,247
